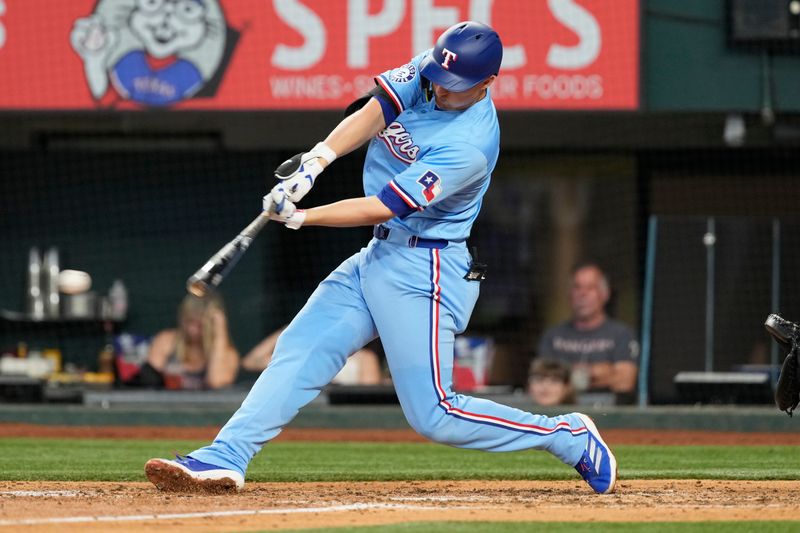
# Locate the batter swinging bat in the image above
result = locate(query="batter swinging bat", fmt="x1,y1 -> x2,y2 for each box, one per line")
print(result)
186,210 -> 271,297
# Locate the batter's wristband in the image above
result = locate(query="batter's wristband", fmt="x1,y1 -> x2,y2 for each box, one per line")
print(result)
286,209 -> 306,230
311,142 -> 338,165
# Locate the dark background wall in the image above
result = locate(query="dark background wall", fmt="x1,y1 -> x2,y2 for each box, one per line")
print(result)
646,0 -> 800,112
2,1 -> 800,400
0,150 -> 370,367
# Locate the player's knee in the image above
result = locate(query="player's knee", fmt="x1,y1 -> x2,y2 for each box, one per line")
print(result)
416,425 -> 451,444
411,413 -> 457,444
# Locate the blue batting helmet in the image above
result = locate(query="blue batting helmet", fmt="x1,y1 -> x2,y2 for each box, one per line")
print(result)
419,21 -> 503,92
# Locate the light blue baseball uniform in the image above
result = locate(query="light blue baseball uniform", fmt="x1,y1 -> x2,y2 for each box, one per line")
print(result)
189,51 -> 589,476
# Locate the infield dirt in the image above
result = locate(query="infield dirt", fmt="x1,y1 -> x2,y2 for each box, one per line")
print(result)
2,425 -> 799,532
1,479 -> 799,532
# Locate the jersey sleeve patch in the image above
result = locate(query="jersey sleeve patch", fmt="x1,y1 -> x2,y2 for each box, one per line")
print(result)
377,180 -> 423,219
374,52 -> 428,113
388,63 -> 417,83
417,170 -> 442,202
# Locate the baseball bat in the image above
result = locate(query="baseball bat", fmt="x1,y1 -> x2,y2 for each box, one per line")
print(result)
186,211 -> 271,297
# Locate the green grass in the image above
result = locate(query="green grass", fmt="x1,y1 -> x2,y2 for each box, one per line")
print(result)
286,523 -> 800,533
1,438 -> 799,482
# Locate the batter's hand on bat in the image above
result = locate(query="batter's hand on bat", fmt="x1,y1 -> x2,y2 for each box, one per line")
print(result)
264,188 -> 306,230
273,142 -> 337,203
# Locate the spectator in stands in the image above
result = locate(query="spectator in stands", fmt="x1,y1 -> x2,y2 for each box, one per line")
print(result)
527,359 -> 575,406
143,293 -> 239,390
537,263 -> 639,401
243,328 -> 384,386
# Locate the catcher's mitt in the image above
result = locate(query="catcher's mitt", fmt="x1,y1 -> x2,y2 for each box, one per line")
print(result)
765,313 -> 800,416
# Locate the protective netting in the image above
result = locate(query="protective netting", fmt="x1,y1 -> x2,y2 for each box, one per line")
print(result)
1,2 -> 800,407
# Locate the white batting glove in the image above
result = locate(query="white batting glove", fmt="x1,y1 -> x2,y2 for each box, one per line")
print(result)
273,142 -> 337,203
264,188 -> 306,230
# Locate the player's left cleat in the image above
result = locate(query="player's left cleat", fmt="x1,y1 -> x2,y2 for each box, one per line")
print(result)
573,413 -> 618,494
144,454 -> 244,494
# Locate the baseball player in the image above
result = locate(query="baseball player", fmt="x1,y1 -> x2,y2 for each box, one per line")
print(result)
145,21 -> 617,494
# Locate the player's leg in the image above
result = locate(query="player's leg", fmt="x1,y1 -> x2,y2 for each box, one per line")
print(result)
147,250 -> 377,488
365,243 -> 614,492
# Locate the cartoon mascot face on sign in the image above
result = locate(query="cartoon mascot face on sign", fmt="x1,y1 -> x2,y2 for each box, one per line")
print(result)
71,0 -> 230,107
130,0 -> 210,58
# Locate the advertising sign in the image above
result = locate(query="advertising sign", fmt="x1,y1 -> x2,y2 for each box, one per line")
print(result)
0,0 -> 638,110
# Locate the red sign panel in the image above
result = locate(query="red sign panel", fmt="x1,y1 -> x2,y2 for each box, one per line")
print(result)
0,0 -> 638,110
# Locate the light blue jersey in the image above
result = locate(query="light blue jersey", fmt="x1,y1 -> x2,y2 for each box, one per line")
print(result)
188,52 -> 590,481
368,51 -> 499,242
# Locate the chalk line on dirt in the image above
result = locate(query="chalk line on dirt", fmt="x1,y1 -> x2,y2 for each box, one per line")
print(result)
0,502 -> 473,527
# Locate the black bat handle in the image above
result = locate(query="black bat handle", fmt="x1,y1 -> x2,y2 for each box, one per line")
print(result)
186,212 -> 270,297
239,210 -> 271,240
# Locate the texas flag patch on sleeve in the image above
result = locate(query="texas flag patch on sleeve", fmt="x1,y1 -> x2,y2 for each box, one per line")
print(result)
417,170 -> 442,203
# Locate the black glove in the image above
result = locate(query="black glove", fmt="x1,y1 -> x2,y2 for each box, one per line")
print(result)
271,142 -> 336,203
765,313 -> 800,416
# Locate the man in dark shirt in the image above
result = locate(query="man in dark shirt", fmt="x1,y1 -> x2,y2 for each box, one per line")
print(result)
537,263 -> 639,397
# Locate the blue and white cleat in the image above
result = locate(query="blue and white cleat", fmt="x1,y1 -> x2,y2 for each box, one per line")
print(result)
145,454 -> 244,493
573,413 -> 618,494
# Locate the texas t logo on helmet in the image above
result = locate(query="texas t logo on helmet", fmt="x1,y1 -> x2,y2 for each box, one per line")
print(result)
419,21 -> 503,92
441,48 -> 458,69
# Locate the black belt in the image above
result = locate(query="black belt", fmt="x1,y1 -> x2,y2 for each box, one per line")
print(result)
373,225 -> 449,249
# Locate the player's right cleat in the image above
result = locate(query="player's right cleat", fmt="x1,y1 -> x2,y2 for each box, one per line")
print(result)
573,413 -> 618,494
765,313 -> 800,352
144,454 -> 244,494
